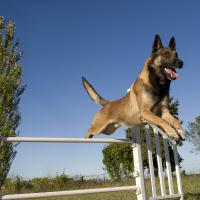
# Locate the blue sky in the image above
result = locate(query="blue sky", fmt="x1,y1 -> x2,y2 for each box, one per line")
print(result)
1,0 -> 200,178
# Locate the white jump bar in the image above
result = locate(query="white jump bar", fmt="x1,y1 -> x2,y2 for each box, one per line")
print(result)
0,137 -> 131,144
1,186 -> 138,200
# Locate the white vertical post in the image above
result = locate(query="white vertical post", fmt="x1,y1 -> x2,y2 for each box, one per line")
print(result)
163,137 -> 174,195
145,125 -> 157,197
132,127 -> 146,200
154,127 -> 166,196
173,144 -> 183,200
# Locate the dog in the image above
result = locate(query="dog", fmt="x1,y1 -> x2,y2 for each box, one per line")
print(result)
82,34 -> 185,141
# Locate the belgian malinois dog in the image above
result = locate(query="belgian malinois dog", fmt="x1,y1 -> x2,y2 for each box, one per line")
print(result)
82,34 -> 185,141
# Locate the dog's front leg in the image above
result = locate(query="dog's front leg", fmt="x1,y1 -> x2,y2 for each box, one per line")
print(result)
133,86 -> 178,140
140,108 -> 179,140
161,109 -> 185,140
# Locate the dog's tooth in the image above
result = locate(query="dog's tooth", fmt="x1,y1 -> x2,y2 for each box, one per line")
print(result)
114,123 -> 120,128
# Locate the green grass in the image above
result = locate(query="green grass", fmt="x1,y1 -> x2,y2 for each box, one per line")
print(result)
1,174 -> 200,200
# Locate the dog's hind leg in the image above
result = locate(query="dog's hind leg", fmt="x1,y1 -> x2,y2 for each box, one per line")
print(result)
85,127 -> 97,138
85,121 -> 119,138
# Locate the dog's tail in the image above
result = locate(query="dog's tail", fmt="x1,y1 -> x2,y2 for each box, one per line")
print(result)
82,77 -> 109,106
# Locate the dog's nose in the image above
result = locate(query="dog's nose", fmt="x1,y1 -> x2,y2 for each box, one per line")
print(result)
177,60 -> 183,68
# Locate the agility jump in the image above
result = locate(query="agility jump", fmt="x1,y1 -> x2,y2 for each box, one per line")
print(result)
0,125 -> 183,200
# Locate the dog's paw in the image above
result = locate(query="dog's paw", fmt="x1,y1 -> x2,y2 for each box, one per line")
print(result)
164,127 -> 179,141
170,135 -> 180,142
176,128 -> 186,141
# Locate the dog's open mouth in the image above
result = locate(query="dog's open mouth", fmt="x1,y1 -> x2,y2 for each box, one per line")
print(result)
164,67 -> 179,80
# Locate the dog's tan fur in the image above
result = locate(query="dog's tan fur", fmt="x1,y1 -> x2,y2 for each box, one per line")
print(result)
82,35 -> 185,141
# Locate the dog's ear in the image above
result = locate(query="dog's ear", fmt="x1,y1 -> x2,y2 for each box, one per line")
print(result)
169,36 -> 176,51
152,34 -> 163,53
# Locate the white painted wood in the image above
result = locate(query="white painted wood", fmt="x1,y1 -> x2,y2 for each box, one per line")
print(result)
145,125 -> 157,197
163,136 -> 174,195
0,137 -> 131,144
132,128 -> 147,200
173,144 -> 184,200
0,186 -> 138,200
153,127 -> 166,196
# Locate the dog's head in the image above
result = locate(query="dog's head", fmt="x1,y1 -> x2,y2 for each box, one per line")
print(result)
149,34 -> 183,81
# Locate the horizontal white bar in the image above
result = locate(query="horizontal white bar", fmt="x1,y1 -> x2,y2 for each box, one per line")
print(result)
0,186 -> 138,199
149,194 -> 181,200
0,137 -> 131,144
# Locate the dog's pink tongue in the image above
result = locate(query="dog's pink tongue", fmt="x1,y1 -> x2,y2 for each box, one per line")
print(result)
165,68 -> 179,78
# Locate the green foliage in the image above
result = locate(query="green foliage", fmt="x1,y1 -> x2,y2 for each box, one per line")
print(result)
55,171 -> 69,190
5,174 -> 70,193
186,116 -> 200,153
1,172 -> 106,194
169,97 -> 180,119
2,176 -> 33,193
102,143 -> 134,180
102,97 -> 183,180
0,16 -> 25,188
